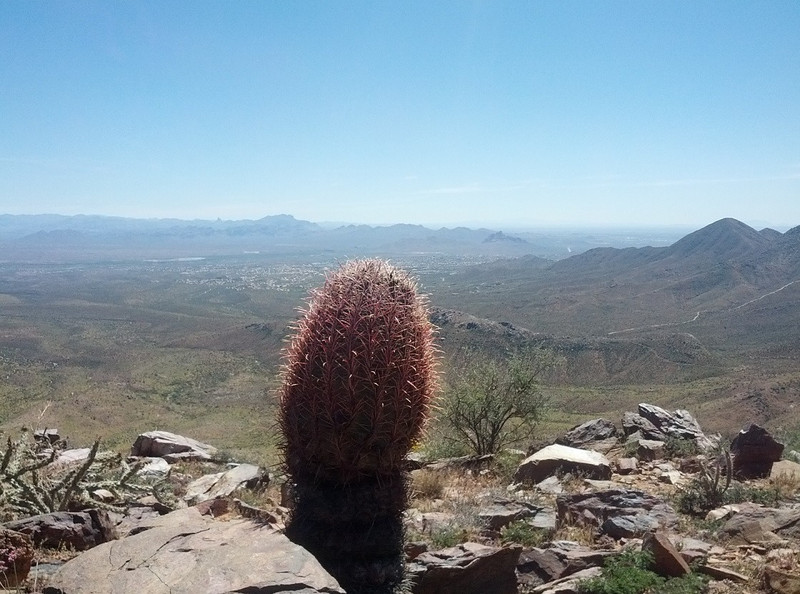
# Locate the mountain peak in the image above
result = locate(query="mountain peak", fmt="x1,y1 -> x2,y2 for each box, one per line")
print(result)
663,218 -> 769,260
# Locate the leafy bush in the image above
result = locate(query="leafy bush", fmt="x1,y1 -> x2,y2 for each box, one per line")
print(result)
439,349 -> 554,456
578,550 -> 708,594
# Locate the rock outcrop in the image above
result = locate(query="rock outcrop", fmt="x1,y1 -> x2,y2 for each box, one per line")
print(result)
130,430 -> 218,462
514,444 -> 612,484
42,507 -> 344,594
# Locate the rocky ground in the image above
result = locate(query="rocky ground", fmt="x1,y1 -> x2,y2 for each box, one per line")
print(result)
2,405 -> 799,593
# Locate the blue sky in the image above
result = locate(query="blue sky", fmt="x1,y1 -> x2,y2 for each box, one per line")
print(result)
1,1 -> 799,229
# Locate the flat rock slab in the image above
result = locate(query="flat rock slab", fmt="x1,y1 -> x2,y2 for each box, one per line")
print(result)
408,542 -> 521,594
478,499 -> 545,531
42,507 -> 344,594
130,430 -> 218,462
518,542 -> 613,582
184,463 -> 264,505
514,444 -> 612,484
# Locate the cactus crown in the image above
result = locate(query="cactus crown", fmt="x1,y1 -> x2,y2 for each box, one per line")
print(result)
279,259 -> 437,483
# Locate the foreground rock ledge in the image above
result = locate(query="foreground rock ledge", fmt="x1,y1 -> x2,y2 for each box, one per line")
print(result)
42,507 -> 344,594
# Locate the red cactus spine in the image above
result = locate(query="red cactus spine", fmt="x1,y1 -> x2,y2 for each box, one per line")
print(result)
280,259 -> 437,594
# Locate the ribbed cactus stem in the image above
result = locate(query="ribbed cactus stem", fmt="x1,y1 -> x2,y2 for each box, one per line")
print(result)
279,259 -> 437,594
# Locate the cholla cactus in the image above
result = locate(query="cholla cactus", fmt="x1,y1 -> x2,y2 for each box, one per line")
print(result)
280,259 -> 438,594
0,434 -> 153,520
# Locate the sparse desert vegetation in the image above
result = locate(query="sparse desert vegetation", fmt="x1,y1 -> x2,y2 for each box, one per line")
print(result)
1,218 -> 800,592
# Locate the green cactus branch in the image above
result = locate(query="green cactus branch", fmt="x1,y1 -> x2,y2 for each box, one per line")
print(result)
0,432 -> 156,521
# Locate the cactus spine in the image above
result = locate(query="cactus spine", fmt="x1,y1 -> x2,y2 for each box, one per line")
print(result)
280,259 -> 437,594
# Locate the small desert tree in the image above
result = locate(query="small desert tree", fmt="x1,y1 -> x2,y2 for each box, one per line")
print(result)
440,348 -> 554,456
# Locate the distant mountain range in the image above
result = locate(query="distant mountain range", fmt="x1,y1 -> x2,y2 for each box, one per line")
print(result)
431,217 -> 800,361
0,213 -> 689,263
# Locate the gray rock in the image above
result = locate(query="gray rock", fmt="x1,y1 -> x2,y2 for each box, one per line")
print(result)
517,541 -> 613,582
699,564 -> 750,583
514,444 -> 612,484
556,419 -> 618,449
130,430 -> 218,462
622,411 -> 661,439
730,424 -> 784,479
636,403 -> 715,450
615,457 -> 638,474
556,489 -> 678,538
478,499 -> 543,531
535,476 -> 565,494
719,502 -> 800,544
56,448 -> 92,465
771,459 -> 800,482
4,510 -> 117,551
134,456 -> 171,478
764,566 -> 800,594
42,507 -> 344,594
636,439 -> 665,461
34,428 -> 61,446
408,542 -> 521,594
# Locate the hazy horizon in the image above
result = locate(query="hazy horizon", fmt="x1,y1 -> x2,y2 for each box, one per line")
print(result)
2,2 -> 799,229
0,210 -> 794,234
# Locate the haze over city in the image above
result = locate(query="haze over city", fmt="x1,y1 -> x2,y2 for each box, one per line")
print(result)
1,1 -> 799,229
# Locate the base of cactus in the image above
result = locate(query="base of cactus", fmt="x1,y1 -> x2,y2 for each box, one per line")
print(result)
285,472 -> 408,594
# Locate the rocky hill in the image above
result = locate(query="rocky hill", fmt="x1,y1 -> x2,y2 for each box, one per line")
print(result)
4,406 -> 799,594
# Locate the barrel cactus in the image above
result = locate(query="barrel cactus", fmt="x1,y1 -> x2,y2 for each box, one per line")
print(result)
280,259 -> 437,594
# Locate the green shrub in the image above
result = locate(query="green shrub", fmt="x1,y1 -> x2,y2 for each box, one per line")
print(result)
439,349 -> 555,456
578,550 -> 663,594
578,550 -> 708,594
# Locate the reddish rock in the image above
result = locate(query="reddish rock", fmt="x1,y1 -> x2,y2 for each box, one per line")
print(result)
642,531 -> 691,578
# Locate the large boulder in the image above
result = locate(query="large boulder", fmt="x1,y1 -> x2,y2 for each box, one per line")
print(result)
730,424 -> 784,479
514,444 -> 612,484
407,542 -> 521,594
42,507 -> 344,594
130,431 -> 218,463
4,510 -> 117,551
